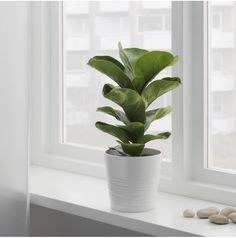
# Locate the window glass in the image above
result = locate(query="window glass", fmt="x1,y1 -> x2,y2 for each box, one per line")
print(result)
138,16 -> 163,32
63,1 -> 172,159
208,1 -> 236,171
212,12 -> 221,30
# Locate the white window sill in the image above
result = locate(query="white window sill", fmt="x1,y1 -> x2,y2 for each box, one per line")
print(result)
30,165 -> 236,237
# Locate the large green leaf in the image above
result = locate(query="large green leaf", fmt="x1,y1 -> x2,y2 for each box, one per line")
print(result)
90,55 -> 125,70
87,56 -> 134,89
95,121 -> 129,143
118,42 -> 148,79
145,106 -> 172,130
118,122 -> 144,143
97,106 -> 130,124
138,132 -> 171,144
133,51 -> 179,92
103,85 -> 146,123
118,142 -> 145,156
142,77 -> 181,108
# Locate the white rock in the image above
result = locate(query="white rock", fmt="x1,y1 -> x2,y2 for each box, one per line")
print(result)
183,209 -> 195,218
228,212 -> 236,223
197,207 -> 220,218
209,215 -> 229,225
220,207 -> 236,217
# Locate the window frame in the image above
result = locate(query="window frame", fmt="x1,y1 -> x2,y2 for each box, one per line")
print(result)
192,2 -> 236,186
31,1 -> 236,206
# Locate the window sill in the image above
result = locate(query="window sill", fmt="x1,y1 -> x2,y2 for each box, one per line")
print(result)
30,165 -> 236,237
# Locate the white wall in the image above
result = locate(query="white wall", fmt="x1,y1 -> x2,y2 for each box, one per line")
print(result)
0,2 -> 30,236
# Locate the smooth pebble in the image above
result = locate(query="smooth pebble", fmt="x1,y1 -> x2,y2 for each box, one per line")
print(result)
228,212 -> 236,223
209,214 -> 229,225
183,209 -> 195,218
220,207 -> 236,217
197,207 -> 220,218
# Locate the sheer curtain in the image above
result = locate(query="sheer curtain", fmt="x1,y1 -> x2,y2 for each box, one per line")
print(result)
0,2 -> 29,236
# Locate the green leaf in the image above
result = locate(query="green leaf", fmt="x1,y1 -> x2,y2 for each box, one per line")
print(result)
103,86 -> 146,123
103,83 -> 115,95
120,142 -> 145,156
90,55 -> 125,70
118,122 -> 145,143
108,146 -> 128,156
133,51 -> 178,92
95,121 -> 129,143
87,56 -> 134,89
118,42 -> 148,79
145,106 -> 172,130
97,106 -> 130,124
142,77 -> 181,108
138,132 -> 171,144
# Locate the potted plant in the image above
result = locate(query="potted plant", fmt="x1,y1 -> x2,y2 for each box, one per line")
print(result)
87,43 -> 181,212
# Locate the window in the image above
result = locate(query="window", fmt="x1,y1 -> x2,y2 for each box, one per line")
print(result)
31,1 -> 236,206
212,93 -> 223,114
137,14 -> 171,33
212,12 -> 222,30
138,15 -> 164,33
62,1 -> 172,160
212,52 -> 223,72
208,2 -> 236,172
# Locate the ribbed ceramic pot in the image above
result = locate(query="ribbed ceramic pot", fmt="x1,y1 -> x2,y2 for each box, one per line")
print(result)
105,149 -> 161,213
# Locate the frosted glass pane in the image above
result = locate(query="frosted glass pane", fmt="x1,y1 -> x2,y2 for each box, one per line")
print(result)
63,1 -> 172,160
208,2 -> 236,172
0,2 -> 29,236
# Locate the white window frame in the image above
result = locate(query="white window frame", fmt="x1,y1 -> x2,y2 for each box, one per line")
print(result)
31,1 -> 236,206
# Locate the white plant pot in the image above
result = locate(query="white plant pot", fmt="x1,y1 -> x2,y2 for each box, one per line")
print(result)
105,149 -> 161,213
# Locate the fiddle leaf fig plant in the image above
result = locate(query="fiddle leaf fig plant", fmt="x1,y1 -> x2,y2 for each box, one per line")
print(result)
87,43 -> 181,156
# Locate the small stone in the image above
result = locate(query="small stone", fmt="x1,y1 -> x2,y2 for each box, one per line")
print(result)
183,209 -> 195,218
209,214 -> 229,225
197,207 -> 220,218
220,207 -> 236,217
228,212 -> 236,223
